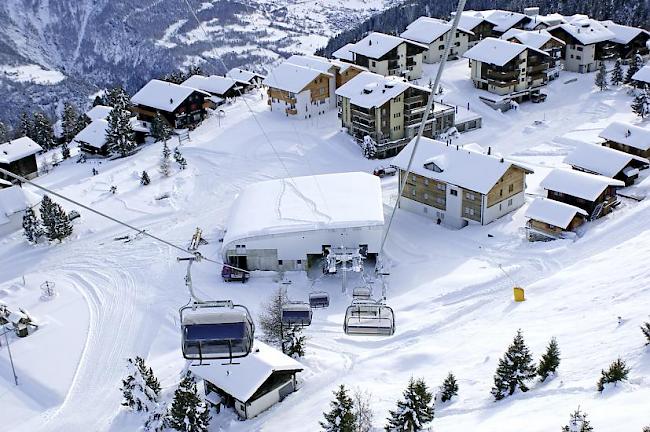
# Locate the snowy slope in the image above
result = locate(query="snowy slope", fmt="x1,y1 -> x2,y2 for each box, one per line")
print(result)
1,61 -> 650,431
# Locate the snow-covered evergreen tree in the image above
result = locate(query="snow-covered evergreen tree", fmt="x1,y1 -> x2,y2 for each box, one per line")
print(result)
642,322 -> 650,345
174,147 -> 187,170
141,171 -> 151,186
61,141 -> 71,160
537,337 -> 561,382
320,384 -> 356,432
31,112 -> 57,150
440,372 -> 458,403
0,121 -> 9,143
595,63 -> 608,91
121,356 -> 161,412
626,53 -> 642,84
166,372 -> 210,432
40,195 -> 73,242
631,88 -> 649,118
597,357 -> 629,391
22,207 -> 43,244
17,112 -> 32,139
106,90 -> 136,157
284,325 -> 306,358
62,102 -> 81,143
107,86 -> 130,108
491,329 -> 537,400
561,408 -> 594,432
160,141 -> 171,176
362,135 -> 377,159
151,112 -> 172,142
259,288 -> 288,350
385,377 -> 434,432
611,59 -> 624,86
353,389 -> 374,432
144,402 -> 168,432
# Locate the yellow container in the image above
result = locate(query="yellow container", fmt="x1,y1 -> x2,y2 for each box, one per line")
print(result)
513,287 -> 525,302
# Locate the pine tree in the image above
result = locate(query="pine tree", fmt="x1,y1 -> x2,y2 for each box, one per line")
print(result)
642,322 -> 650,345
106,87 -> 136,157
611,59 -> 624,86
17,112 -> 32,139
321,385 -> 357,432
93,95 -> 104,107
121,356 -> 161,412
597,358 -> 630,391
61,141 -> 71,160
106,86 -> 130,108
31,112 -> 57,150
284,325 -> 306,358
187,64 -> 203,77
537,337 -> 561,382
160,141 -> 171,176
62,102 -> 81,143
595,63 -> 608,91
491,329 -> 537,401
40,195 -> 73,242
0,121 -> 9,143
626,53 -> 642,84
141,171 -> 151,186
385,378 -> 434,431
562,408 -> 594,432
174,147 -> 187,170
362,135 -> 377,159
259,288 -> 288,350
631,88 -> 649,118
22,207 -> 43,243
151,112 -> 172,142
166,372 -> 211,432
440,372 -> 458,403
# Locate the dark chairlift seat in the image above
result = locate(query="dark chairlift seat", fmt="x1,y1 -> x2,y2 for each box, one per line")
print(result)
309,291 -> 330,309
343,300 -> 395,336
180,303 -> 254,361
281,302 -> 313,327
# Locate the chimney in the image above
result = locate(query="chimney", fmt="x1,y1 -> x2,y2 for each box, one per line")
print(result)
500,157 -> 504,163
170,98 -> 174,104
488,146 -> 491,155
369,39 -> 372,46
456,145 -> 459,150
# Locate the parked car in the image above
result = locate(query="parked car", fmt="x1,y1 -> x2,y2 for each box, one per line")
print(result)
221,265 -> 249,283
68,210 -> 81,221
531,92 -> 547,103
373,166 -> 397,178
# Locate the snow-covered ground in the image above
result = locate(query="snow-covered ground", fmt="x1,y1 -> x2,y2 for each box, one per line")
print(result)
1,60 -> 650,431
0,64 -> 66,85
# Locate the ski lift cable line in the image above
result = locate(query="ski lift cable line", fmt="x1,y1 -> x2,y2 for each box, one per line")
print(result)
378,0 -> 468,259
0,167 -> 247,273
179,0 -> 331,224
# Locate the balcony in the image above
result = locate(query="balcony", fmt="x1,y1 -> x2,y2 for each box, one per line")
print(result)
352,116 -> 375,128
485,69 -> 518,81
406,56 -> 417,67
527,63 -> 549,74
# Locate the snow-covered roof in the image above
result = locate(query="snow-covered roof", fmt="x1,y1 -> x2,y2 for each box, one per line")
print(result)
335,72 -> 414,109
182,75 -> 239,96
263,62 -> 332,93
565,143 -> 649,178
525,197 -> 587,229
501,28 -> 565,50
222,172 -> 384,248
348,32 -> 427,59
73,119 -> 109,149
131,79 -> 209,112
85,105 -> 113,121
0,137 -> 42,164
463,37 -> 547,67
285,55 -> 335,74
460,10 -> 528,33
598,121 -> 650,151
523,13 -> 567,30
454,15 -> 486,32
226,68 -> 265,83
189,341 -> 303,403
541,169 -> 624,201
0,186 -> 40,225
329,59 -> 363,74
0,178 -> 11,187
549,16 -> 615,45
332,43 -> 356,61
401,17 -> 473,45
631,65 -> 650,84
391,138 -> 533,194
600,20 -> 649,44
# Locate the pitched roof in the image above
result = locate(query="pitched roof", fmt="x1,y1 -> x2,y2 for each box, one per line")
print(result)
564,143 -> 648,177
549,16 -> 615,45
262,62 -> 332,93
463,37 -> 547,67
501,28 -> 565,50
189,341 -> 303,403
0,137 -> 42,164
525,197 -> 587,229
454,15 -> 487,32
182,75 -> 239,96
335,72 -> 413,109
85,105 -> 113,121
131,79 -> 209,112
285,54 -> 336,73
226,68 -> 265,83
631,64 -> 650,84
598,121 -> 650,151
348,32 -> 427,59
600,20 -> 649,44
73,119 -> 109,149
0,186 -> 40,225
541,169 -> 624,201
401,17 -> 473,45
461,10 -> 528,33
391,138 -> 533,194
523,13 -> 567,30
332,43 -> 356,61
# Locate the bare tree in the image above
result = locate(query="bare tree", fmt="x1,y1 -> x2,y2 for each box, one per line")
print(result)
353,388 -> 374,432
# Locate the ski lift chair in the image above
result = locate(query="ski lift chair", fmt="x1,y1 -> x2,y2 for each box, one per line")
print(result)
180,302 -> 254,361
343,300 -> 395,336
309,291 -> 330,309
281,302 -> 313,327
352,286 -> 372,301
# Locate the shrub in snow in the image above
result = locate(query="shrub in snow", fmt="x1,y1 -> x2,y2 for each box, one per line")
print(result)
22,207 -> 44,244
491,329 -> 537,401
284,325 -> 306,358
385,377 -> 434,432
160,141 -> 172,177
353,389 -> 374,432
120,356 -> 161,412
174,146 -> 187,170
561,408 -> 594,432
597,357 -> 629,392
320,384 -> 356,432
595,63 -> 608,91
611,59 -> 624,86
40,195 -> 73,242
141,171 -> 151,186
439,372 -> 458,403
166,371 -> 210,432
150,111 -> 173,143
537,337 -> 561,382
258,288 -> 288,350
641,322 -> 650,345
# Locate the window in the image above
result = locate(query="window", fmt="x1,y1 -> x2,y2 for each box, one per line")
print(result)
436,197 -> 444,204
450,189 -> 458,196
424,179 -> 429,186
508,198 -> 513,206
464,207 -> 475,216
436,183 -> 445,191
576,56 -> 581,60
509,184 -> 514,193
424,193 -> 429,200
466,192 -> 476,200
371,61 -> 376,67
411,188 -> 416,197
278,260 -> 283,265
499,189 -> 503,197
439,45 -> 445,50
577,46 -> 583,52
297,259 -> 302,264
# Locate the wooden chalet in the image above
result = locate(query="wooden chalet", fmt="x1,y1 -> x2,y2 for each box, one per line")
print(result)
599,121 -> 650,159
501,28 -> 565,79
130,79 -> 210,130
0,137 -> 42,182
525,197 -> 587,241
601,20 -> 650,58
74,118 -> 147,157
182,75 -> 243,101
565,143 -> 649,186
541,169 -> 624,220
226,68 -> 266,88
